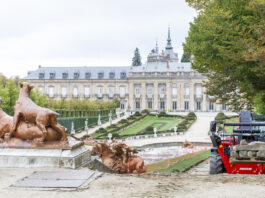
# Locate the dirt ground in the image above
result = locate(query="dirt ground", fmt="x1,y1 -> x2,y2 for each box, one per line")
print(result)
1,159 -> 265,198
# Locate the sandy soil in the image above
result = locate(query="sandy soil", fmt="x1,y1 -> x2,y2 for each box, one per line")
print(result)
1,159 -> 265,198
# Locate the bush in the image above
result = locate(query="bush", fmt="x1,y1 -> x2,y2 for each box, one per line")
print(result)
145,126 -> 154,132
141,109 -> 149,114
119,119 -> 128,124
134,111 -> 141,116
215,112 -> 227,123
158,111 -> 167,117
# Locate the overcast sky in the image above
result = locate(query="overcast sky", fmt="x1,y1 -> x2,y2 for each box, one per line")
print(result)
0,0 -> 197,78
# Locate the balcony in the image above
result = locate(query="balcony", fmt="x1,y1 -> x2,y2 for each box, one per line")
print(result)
172,94 -> 177,98
109,94 -> 114,98
119,94 -> 125,99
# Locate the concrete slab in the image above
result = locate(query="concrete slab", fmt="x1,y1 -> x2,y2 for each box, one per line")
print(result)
12,170 -> 95,188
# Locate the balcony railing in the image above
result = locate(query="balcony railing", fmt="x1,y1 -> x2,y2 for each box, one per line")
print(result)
147,94 -> 153,99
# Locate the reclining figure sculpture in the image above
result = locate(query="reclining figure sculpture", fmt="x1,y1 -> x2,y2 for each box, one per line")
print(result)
91,139 -> 146,174
0,82 -> 68,146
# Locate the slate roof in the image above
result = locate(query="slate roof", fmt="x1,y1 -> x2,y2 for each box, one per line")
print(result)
26,66 -> 130,80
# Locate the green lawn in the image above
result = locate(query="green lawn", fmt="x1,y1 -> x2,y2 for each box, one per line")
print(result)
224,117 -> 239,133
119,115 -> 181,136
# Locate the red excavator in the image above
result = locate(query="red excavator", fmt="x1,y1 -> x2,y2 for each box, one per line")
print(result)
210,111 -> 265,174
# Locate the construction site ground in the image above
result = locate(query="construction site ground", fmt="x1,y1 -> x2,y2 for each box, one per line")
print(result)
1,159 -> 265,198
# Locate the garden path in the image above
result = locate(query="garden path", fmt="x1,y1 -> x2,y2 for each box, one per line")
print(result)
125,112 -> 218,147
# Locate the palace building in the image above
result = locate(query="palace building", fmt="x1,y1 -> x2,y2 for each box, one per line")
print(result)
25,29 -> 226,112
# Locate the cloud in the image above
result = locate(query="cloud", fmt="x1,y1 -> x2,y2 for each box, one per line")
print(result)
0,0 -> 197,77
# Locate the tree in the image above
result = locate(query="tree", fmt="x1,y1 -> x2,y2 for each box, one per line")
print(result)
184,0 -> 265,113
181,52 -> 190,62
132,47 -> 142,66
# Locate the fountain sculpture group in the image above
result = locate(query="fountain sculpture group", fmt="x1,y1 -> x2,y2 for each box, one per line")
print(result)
0,82 -> 145,173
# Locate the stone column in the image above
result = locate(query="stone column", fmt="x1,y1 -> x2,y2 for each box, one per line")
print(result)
190,83 -> 195,111
180,83 -> 185,111
166,82 -> 171,111
153,82 -> 158,111
202,86 -> 207,112
141,82 -> 146,110
128,82 -> 134,111
177,83 -> 181,111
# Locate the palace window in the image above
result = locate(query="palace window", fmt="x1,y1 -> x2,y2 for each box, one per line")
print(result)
135,100 -> 141,109
209,102 -> 214,111
109,87 -> 115,98
48,86 -> 54,98
196,101 -> 201,111
172,101 -> 177,110
120,87 -> 125,98
120,103 -> 125,110
84,87 -> 90,98
172,88 -> 177,97
98,72 -> 104,79
74,72 -> 79,79
195,86 -> 202,98
73,87 -> 78,98
62,72 -> 68,79
120,72 -> 127,79
61,87 -> 67,98
147,87 -> 153,98
160,100 -> 165,110
184,87 -> 190,98
49,72 -> 56,79
109,72 -> 115,79
184,101 -> 189,110
39,72 -> 45,79
85,72 -> 91,79
148,101 -> 152,109
222,103 -> 227,111
97,87 -> 103,98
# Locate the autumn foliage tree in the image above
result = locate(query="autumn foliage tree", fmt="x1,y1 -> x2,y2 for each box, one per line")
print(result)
184,0 -> 265,113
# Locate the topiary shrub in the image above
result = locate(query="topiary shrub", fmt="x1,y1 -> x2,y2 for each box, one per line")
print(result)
120,119 -> 128,124
158,111 -> 167,117
145,126 -> 154,132
215,112 -> 227,123
134,111 -> 141,116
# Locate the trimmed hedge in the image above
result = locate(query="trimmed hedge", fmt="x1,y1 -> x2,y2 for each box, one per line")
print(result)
58,116 -> 108,133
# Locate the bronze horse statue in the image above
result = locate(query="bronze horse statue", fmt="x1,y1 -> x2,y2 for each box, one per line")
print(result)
0,97 -> 62,143
5,82 -> 67,143
92,140 -> 146,174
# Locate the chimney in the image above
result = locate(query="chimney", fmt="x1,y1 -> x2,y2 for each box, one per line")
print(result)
38,65 -> 42,68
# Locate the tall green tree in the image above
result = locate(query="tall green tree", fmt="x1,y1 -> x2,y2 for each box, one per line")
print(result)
132,47 -> 142,66
181,52 -> 191,62
184,0 -> 265,113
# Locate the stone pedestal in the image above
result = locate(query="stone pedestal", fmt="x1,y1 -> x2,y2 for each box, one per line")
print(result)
0,145 -> 91,169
